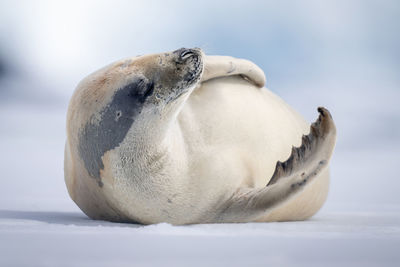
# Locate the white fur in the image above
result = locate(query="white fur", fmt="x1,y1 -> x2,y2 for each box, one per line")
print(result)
65,52 -> 331,224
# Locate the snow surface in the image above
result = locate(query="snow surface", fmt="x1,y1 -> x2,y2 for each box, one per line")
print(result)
1,208 -> 400,267
1,89 -> 400,267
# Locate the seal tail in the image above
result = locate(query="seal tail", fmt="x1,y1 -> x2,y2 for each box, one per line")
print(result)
212,107 -> 336,223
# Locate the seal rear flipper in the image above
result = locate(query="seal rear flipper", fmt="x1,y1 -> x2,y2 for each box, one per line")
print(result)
202,55 -> 266,88
213,107 -> 336,223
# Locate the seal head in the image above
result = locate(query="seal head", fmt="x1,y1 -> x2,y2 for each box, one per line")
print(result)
76,48 -> 203,186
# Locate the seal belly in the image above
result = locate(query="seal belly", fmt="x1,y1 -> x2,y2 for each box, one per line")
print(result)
179,75 -> 330,221
181,75 -> 311,187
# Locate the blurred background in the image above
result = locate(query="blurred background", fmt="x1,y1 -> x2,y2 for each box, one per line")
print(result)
0,0 -> 399,213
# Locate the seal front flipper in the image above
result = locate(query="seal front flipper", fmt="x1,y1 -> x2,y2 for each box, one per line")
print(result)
202,55 -> 266,88
213,107 -> 336,223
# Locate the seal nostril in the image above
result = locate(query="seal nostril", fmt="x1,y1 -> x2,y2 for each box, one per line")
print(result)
180,49 -> 194,60
173,48 -> 200,63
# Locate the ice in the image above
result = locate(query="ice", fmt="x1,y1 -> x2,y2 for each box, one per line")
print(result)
1,208 -> 400,267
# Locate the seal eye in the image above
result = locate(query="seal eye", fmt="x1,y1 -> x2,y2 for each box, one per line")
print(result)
126,79 -> 155,103
141,81 -> 155,100
135,81 -> 154,103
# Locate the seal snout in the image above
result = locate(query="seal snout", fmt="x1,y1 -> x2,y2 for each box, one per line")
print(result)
170,48 -> 203,86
